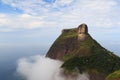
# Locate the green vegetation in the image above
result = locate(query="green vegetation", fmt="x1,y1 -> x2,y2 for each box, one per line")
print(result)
55,28 -> 78,44
58,27 -> 118,60
62,53 -> 120,75
59,28 -> 120,76
50,28 -> 120,74
58,28 -> 120,75
105,70 -> 120,80
61,31 -> 117,61
47,27 -> 120,79
47,27 -> 111,60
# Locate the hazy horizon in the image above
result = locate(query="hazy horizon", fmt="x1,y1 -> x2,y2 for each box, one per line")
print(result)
0,0 -> 120,56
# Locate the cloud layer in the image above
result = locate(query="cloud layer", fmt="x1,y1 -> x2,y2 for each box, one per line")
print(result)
0,13 -> 57,32
1,0 -> 75,15
16,55 -> 89,80
1,0 -> 120,32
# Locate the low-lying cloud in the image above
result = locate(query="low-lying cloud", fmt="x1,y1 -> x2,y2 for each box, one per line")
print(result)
16,55 -> 89,80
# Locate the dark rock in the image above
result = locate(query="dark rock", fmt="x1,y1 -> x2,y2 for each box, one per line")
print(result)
89,71 -> 106,80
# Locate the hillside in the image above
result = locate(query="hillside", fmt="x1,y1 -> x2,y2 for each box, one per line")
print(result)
46,23 -> 120,80
105,70 -> 120,80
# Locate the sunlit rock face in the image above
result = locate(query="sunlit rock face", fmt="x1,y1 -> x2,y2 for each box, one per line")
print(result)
78,23 -> 88,34
46,23 -> 90,60
77,23 -> 88,41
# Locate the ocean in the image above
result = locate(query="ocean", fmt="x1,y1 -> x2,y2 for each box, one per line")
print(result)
0,46 -> 48,80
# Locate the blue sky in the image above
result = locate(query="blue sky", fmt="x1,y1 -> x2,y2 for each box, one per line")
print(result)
0,0 -> 120,55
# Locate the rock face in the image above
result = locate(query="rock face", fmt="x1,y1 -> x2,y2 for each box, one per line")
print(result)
46,23 -> 95,60
78,23 -> 88,41
78,23 -> 88,34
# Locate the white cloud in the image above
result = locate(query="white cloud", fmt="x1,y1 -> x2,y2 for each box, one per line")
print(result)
1,0 -> 117,14
1,0 -> 120,32
0,13 -> 58,32
54,0 -> 74,7
17,55 -> 90,80
80,0 -> 117,11
1,0 -> 75,14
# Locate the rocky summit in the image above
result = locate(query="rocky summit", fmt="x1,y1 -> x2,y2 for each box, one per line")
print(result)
46,23 -> 120,80
46,23 -> 90,60
46,23 -> 106,60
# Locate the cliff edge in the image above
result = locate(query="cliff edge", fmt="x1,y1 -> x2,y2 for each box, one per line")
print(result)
46,23 -> 111,61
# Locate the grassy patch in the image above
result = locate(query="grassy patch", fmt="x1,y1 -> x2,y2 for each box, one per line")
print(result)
105,70 -> 120,80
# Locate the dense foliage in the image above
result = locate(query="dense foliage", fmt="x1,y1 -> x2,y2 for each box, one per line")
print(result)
62,53 -> 120,75
61,28 -> 120,75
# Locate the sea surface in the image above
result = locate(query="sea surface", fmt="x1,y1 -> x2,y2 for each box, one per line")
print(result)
0,46 -> 48,80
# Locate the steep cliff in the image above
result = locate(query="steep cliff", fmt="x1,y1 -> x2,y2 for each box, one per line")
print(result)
46,23 -> 120,80
46,24 -> 91,60
46,23 -> 116,61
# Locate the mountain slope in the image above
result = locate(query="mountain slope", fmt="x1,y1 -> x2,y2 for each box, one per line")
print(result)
46,23 -> 118,61
46,23 -> 120,80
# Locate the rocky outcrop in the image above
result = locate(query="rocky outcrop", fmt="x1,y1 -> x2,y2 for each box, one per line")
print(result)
77,23 -> 88,41
46,23 -> 95,60
78,23 -> 88,34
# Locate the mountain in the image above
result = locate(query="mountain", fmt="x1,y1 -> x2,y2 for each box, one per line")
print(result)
46,23 -> 120,80
46,23 -> 91,60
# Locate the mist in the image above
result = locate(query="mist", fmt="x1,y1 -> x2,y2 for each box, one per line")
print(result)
16,55 -> 89,80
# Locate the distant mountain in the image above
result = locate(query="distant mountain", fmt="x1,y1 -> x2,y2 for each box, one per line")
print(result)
46,23 -> 120,80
